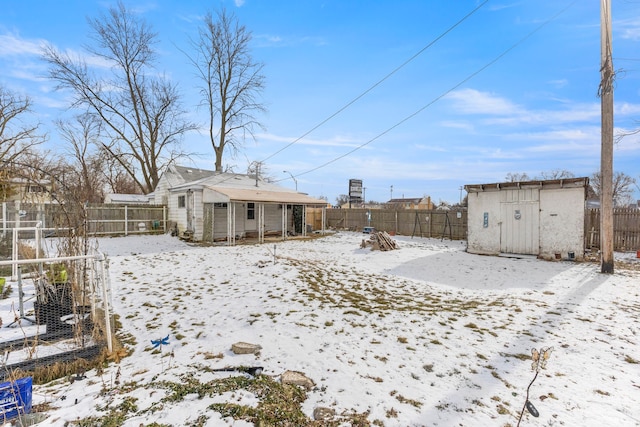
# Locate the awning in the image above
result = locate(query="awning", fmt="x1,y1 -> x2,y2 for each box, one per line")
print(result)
205,187 -> 327,205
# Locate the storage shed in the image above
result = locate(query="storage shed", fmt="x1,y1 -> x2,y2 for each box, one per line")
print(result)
464,177 -> 589,260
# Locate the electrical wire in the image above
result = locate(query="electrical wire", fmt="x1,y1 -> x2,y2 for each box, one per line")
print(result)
290,1 -> 579,180
260,0 -> 489,164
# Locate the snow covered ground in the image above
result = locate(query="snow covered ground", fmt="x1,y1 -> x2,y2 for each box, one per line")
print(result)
5,232 -> 640,426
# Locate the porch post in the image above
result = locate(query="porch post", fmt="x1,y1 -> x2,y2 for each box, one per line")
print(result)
322,205 -> 326,234
211,203 -> 215,242
227,203 -> 235,246
282,204 -> 287,241
258,203 -> 265,243
302,205 -> 307,237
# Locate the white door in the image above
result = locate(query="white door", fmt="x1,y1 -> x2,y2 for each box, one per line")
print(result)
500,189 -> 540,255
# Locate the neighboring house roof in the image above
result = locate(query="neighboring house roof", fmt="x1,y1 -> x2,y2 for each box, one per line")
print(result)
104,193 -> 151,204
387,198 -> 423,204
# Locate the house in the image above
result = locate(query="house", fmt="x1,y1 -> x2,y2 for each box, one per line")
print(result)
386,196 -> 433,210
464,177 -> 589,260
0,176 -> 55,204
153,166 -> 327,244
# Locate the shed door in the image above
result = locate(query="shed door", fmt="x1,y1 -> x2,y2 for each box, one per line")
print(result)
500,189 -> 540,255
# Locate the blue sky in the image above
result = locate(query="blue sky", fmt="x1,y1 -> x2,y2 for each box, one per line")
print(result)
1,1 -> 639,204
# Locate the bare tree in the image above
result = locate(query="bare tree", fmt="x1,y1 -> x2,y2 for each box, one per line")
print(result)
43,1 -> 196,193
189,8 -> 266,172
102,153 -> 140,194
335,194 -> 349,207
0,86 -> 46,200
57,114 -> 106,203
505,172 -> 530,182
539,169 -> 575,180
590,171 -> 636,207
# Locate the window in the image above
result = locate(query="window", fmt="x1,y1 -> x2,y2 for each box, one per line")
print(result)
214,202 -> 227,208
247,202 -> 255,220
178,195 -> 186,208
28,185 -> 45,193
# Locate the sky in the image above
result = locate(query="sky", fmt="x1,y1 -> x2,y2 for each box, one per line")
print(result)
1,0 -> 640,204
3,233 -> 639,425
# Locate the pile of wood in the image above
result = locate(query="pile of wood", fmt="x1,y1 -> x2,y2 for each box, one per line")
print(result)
361,231 -> 399,251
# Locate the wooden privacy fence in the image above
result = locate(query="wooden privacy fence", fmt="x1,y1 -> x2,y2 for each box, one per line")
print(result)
85,205 -> 167,236
585,208 -> 640,251
1,202 -> 167,237
325,208 -> 468,240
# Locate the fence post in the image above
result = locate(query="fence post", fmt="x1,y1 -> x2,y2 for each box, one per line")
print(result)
99,255 -> 114,353
163,205 -> 167,233
124,205 -> 128,236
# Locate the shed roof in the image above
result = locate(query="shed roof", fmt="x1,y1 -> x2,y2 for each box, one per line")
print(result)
465,177 -> 589,193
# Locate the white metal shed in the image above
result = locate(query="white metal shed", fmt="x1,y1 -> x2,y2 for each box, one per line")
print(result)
464,177 -> 589,260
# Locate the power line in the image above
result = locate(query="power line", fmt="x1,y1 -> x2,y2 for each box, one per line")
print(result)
260,0 -> 489,164
291,1 -> 578,180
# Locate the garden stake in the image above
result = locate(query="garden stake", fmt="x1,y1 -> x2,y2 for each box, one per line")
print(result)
151,335 -> 170,371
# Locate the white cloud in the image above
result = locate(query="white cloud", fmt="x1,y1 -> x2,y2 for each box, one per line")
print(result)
617,17 -> 640,41
439,120 -> 475,132
444,88 -> 523,115
0,33 -> 46,56
548,79 -> 568,89
617,102 -> 640,116
255,132 -> 365,148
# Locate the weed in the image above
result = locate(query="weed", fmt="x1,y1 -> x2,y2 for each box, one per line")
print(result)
516,347 -> 553,427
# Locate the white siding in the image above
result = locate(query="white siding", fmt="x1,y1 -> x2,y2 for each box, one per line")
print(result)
467,190 -> 502,255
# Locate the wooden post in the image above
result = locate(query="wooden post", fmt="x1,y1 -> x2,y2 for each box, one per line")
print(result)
600,0 -> 614,273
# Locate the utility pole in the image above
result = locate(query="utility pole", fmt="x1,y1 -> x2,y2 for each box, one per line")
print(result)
600,0 -> 614,274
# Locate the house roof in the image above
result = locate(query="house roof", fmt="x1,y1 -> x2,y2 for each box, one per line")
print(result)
161,165 -> 216,189
169,172 -> 326,205
105,193 -> 150,204
208,188 -> 326,205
